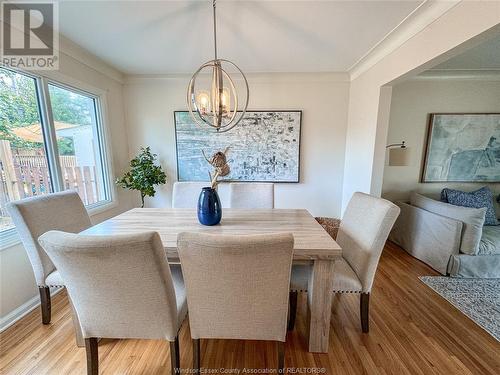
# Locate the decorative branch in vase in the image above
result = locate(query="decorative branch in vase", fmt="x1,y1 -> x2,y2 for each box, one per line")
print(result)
203,146 -> 231,189
197,147 -> 230,226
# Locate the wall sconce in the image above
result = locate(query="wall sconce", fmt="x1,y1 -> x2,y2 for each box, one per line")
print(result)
386,141 -> 409,166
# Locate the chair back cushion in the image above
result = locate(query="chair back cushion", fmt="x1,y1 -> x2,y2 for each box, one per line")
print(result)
229,183 -> 274,209
172,182 -> 208,208
39,231 -> 180,341
7,190 -> 91,286
337,192 -> 400,292
177,232 -> 293,341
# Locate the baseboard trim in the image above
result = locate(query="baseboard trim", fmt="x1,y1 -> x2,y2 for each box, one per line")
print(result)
0,287 -> 63,333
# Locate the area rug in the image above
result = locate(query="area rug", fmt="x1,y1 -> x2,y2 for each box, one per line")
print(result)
419,276 -> 500,341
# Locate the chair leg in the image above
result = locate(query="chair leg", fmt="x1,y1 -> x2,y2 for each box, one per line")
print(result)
38,286 -> 51,324
170,336 -> 180,373
360,293 -> 370,333
277,341 -> 285,371
288,291 -> 298,331
85,338 -> 98,375
193,338 -> 200,371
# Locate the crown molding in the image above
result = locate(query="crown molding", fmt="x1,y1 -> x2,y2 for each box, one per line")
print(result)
414,69 -> 500,80
125,72 -> 350,85
349,0 -> 461,80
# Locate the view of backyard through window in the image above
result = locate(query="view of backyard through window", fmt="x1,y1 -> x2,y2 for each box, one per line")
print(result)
48,84 -> 108,209
0,68 -> 109,232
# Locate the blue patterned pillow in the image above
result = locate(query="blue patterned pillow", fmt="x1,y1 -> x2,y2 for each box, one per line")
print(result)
441,187 -> 498,226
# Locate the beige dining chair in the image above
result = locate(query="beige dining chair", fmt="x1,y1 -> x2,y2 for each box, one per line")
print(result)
229,182 -> 274,209
289,192 -> 400,333
39,231 -> 187,374
177,232 -> 293,370
172,181 -> 208,208
7,190 -> 92,324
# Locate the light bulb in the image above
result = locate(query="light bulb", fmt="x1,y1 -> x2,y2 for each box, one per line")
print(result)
221,87 -> 230,116
197,91 -> 210,115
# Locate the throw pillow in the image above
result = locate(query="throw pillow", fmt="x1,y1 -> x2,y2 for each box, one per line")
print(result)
441,187 -> 499,226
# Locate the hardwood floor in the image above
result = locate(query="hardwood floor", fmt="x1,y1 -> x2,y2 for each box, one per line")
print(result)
1,242 -> 499,374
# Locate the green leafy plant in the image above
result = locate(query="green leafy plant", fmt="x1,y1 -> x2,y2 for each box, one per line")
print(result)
116,147 -> 166,207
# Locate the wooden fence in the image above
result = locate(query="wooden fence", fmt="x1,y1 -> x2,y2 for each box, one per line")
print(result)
10,164 -> 98,204
0,142 -> 99,217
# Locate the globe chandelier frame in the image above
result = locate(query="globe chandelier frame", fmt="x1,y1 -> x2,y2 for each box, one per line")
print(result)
187,0 -> 249,133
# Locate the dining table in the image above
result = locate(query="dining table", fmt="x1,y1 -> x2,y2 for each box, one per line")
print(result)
81,208 -> 342,353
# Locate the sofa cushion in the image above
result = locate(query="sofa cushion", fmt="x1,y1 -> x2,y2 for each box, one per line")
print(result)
441,187 -> 498,226
448,253 -> 500,278
479,226 -> 500,255
390,202 -> 463,275
410,192 -> 486,255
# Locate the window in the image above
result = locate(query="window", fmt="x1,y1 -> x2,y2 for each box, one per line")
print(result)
48,83 -> 109,206
0,67 -> 111,239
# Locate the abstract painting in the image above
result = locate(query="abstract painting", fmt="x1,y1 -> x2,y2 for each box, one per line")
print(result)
422,113 -> 500,182
175,111 -> 301,182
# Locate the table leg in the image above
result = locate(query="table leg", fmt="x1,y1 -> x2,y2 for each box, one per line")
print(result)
307,259 -> 335,353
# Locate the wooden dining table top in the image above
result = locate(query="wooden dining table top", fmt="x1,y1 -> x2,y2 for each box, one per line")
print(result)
82,208 -> 342,260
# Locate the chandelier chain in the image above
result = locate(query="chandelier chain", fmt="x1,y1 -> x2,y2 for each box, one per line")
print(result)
213,0 -> 218,60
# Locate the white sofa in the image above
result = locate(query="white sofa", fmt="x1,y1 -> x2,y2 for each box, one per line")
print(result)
389,192 -> 500,278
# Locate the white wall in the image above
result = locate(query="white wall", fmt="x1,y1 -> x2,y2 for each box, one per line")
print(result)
0,37 -> 135,327
342,1 -> 500,212
123,73 -> 350,217
382,78 -> 500,214
0,243 -> 39,321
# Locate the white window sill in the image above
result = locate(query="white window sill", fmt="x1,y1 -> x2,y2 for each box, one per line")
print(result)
0,199 -> 118,252
87,199 -> 118,217
0,228 -> 21,251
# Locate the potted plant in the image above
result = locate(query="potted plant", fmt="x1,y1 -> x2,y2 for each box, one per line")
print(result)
116,147 -> 166,208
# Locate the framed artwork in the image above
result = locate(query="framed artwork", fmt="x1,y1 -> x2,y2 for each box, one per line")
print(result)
174,110 -> 302,182
422,113 -> 500,182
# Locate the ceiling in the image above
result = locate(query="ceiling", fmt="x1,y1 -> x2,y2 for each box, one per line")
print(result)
432,36 -> 500,70
57,0 -> 424,75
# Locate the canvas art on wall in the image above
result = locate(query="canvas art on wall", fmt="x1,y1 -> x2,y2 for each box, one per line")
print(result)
175,111 -> 301,182
422,113 -> 500,182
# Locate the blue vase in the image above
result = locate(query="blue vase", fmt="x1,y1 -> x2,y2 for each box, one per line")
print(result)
197,187 -> 222,226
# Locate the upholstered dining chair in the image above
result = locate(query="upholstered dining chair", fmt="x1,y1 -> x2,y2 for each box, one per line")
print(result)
229,182 -> 274,209
39,231 -> 187,374
172,181 -> 207,208
289,192 -> 400,333
177,232 -> 293,371
7,190 -> 92,324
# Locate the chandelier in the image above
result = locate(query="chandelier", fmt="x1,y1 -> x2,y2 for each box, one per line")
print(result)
187,0 -> 249,132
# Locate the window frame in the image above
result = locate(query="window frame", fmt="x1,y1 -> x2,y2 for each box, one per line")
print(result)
0,66 -> 116,250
